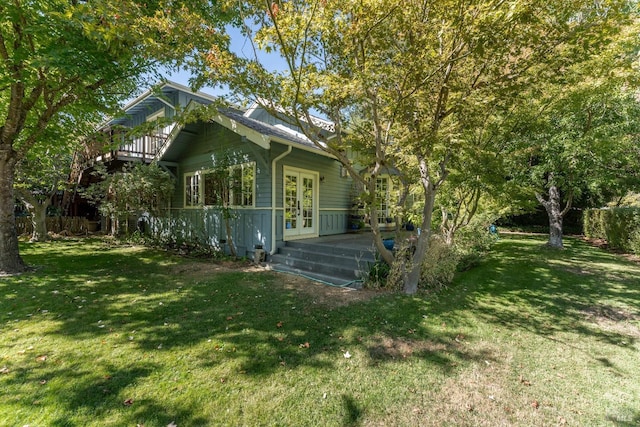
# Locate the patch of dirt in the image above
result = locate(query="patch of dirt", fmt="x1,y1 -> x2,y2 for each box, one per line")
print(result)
580,305 -> 639,323
580,305 -> 640,340
170,259 -> 381,308
368,335 -> 449,360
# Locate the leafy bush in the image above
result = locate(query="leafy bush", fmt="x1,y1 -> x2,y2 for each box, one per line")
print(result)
420,236 -> 460,291
583,207 -> 640,251
629,229 -> 640,256
364,259 -> 392,289
83,162 -> 175,236
452,221 -> 497,271
383,235 -> 462,292
364,221 -> 498,291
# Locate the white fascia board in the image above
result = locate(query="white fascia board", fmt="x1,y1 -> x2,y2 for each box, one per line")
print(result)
269,136 -> 336,159
213,114 -> 271,150
122,80 -> 218,112
153,100 -> 205,161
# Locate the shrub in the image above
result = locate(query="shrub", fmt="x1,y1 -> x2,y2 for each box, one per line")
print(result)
365,226 -> 495,292
583,207 -> 640,252
420,235 -> 460,291
453,221 -> 496,271
629,229 -> 640,256
364,259 -> 392,289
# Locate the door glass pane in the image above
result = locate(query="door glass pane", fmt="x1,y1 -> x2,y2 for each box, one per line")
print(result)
302,176 -> 313,229
285,174 -> 297,230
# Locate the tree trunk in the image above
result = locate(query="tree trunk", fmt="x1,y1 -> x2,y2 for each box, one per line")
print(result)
537,185 -> 565,249
224,211 -> 237,258
17,190 -> 51,242
402,175 -> 438,294
0,149 -> 26,273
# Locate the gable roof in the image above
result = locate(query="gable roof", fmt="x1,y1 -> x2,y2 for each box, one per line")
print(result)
105,80 -> 219,128
103,80 -> 337,161
156,105 -> 334,162
218,108 -> 323,152
244,99 -> 336,133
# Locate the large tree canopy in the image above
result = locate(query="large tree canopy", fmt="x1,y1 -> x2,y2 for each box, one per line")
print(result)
0,0 -> 234,273
223,0 -> 635,293
501,18 -> 640,248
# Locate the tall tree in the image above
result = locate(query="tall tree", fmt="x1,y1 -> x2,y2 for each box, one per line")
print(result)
0,0 -> 233,273
505,83 -> 640,248
502,17 -> 640,248
223,0 -> 632,293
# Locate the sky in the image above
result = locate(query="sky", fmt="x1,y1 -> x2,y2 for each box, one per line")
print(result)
158,25 -> 287,98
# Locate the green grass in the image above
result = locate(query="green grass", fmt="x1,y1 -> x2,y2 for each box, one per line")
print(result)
1,235 -> 639,426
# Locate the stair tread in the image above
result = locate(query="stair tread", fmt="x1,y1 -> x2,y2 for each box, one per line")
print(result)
269,239 -> 378,285
270,264 -> 363,288
270,254 -> 370,277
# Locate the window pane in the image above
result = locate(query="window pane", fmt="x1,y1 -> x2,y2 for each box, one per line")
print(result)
375,177 -> 388,223
185,174 -> 200,206
227,162 -> 255,207
203,173 -> 218,206
285,174 -> 297,229
242,164 -> 254,206
231,167 -> 242,206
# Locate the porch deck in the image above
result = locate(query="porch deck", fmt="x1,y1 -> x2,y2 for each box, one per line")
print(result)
291,232 -> 377,252
269,232 -> 381,288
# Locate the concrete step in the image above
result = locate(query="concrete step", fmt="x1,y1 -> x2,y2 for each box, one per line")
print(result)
270,264 -> 363,289
270,252 -> 371,281
269,238 -> 379,286
276,245 -> 376,267
284,240 -> 377,261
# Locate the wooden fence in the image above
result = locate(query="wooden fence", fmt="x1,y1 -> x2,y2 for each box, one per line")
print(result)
15,217 -> 101,236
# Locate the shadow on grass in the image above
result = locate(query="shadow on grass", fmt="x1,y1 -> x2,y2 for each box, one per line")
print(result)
453,235 -> 640,354
2,238 -> 499,424
2,235 -> 638,424
0,360 -> 205,427
608,415 -> 640,427
342,394 -> 363,426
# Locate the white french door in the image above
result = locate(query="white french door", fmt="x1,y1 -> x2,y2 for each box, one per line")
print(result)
283,167 -> 318,239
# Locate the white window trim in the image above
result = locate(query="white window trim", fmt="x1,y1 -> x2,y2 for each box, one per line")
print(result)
363,173 -> 395,226
190,161 -> 256,209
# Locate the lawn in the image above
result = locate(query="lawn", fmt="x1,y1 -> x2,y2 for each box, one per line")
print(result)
1,235 -> 638,426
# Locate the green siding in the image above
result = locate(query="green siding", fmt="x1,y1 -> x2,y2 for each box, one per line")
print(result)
152,208 -> 271,255
161,126 -> 353,252
171,122 -> 271,209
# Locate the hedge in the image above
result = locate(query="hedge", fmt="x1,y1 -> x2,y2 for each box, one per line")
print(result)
583,207 -> 640,253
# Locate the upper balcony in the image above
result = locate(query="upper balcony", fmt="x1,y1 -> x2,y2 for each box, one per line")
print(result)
96,123 -> 176,164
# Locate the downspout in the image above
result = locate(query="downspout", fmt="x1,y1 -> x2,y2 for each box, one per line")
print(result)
270,145 -> 293,256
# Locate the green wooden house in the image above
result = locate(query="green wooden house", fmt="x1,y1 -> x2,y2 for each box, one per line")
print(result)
96,81 -> 400,283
